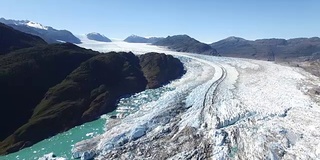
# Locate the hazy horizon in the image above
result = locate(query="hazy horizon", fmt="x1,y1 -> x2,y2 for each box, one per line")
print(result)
1,0 -> 319,43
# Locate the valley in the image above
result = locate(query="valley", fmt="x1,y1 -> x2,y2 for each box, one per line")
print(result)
60,38 -> 320,159
73,39 -> 320,159
0,15 -> 320,159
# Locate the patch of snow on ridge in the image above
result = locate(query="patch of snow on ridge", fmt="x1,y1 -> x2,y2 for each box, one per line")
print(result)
26,21 -> 48,30
0,18 -> 49,30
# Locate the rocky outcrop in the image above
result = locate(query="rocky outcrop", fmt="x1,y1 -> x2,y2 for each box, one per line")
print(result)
86,32 -> 112,42
0,43 -> 98,142
0,23 -> 47,54
0,52 -> 148,154
153,35 -> 218,55
0,49 -> 185,155
139,52 -> 185,88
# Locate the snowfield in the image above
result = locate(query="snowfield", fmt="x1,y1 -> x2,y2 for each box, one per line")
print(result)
69,37 -> 320,160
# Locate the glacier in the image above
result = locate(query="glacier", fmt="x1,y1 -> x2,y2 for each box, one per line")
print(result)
41,36 -> 320,159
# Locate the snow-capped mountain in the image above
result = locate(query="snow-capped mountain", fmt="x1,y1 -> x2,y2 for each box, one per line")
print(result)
0,18 -> 49,30
0,23 -> 47,54
0,18 -> 81,44
86,32 -> 112,42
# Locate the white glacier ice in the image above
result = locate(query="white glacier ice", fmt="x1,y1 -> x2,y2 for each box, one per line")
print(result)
68,39 -> 320,159
38,152 -> 66,160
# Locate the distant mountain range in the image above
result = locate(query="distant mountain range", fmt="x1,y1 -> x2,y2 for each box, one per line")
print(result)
2,17 -> 320,60
153,35 -> 218,55
211,36 -> 320,61
124,35 -> 164,43
86,32 -> 112,42
0,18 -> 81,44
124,34 -> 320,60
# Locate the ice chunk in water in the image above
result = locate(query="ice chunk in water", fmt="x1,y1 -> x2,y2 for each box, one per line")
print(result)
38,152 -> 66,160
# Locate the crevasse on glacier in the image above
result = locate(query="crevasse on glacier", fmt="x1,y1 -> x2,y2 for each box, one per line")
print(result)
55,38 -> 320,159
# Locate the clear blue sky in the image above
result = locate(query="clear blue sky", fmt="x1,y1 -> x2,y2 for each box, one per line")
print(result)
1,0 -> 319,43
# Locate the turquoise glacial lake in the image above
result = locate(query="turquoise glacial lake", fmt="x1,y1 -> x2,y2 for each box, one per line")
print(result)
1,87 -> 173,160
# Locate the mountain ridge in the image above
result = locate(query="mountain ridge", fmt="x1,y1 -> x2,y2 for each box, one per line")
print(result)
86,32 -> 112,42
124,35 -> 164,43
153,34 -> 218,56
211,36 -> 320,61
0,23 -> 47,54
0,18 -> 81,44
